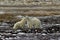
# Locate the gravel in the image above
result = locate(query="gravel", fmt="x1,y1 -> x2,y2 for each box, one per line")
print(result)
0,15 -> 60,40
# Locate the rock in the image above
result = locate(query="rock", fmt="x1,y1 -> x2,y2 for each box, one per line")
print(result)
41,33 -> 47,36
5,38 -> 9,40
1,23 -> 8,26
12,34 -> 17,37
13,37 -> 17,40
9,37 -> 14,40
17,33 -> 26,37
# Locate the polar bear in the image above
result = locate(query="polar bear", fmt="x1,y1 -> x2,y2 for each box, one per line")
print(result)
13,17 -> 27,30
13,16 -> 41,30
26,17 -> 41,28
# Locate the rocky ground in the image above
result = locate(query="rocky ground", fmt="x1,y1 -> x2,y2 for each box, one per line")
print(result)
0,15 -> 60,40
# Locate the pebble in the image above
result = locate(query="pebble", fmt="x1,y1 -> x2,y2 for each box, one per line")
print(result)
1,23 -> 8,26
52,29 -> 55,31
17,33 -> 26,37
13,37 -> 17,40
41,33 -> 47,36
50,38 -> 55,40
5,38 -> 9,40
41,30 -> 47,34
0,35 -> 1,37
17,33 -> 25,35
16,36 -> 22,40
16,30 -> 21,32
9,37 -> 13,40
15,29 -> 22,33
12,34 -> 17,37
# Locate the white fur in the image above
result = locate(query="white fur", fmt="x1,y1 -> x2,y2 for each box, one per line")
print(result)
13,17 -> 27,29
27,17 -> 41,28
13,16 -> 41,29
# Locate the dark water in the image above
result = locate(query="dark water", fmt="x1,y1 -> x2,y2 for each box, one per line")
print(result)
0,15 -> 60,40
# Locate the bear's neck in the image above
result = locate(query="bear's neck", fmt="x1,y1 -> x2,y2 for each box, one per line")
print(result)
20,18 -> 27,23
